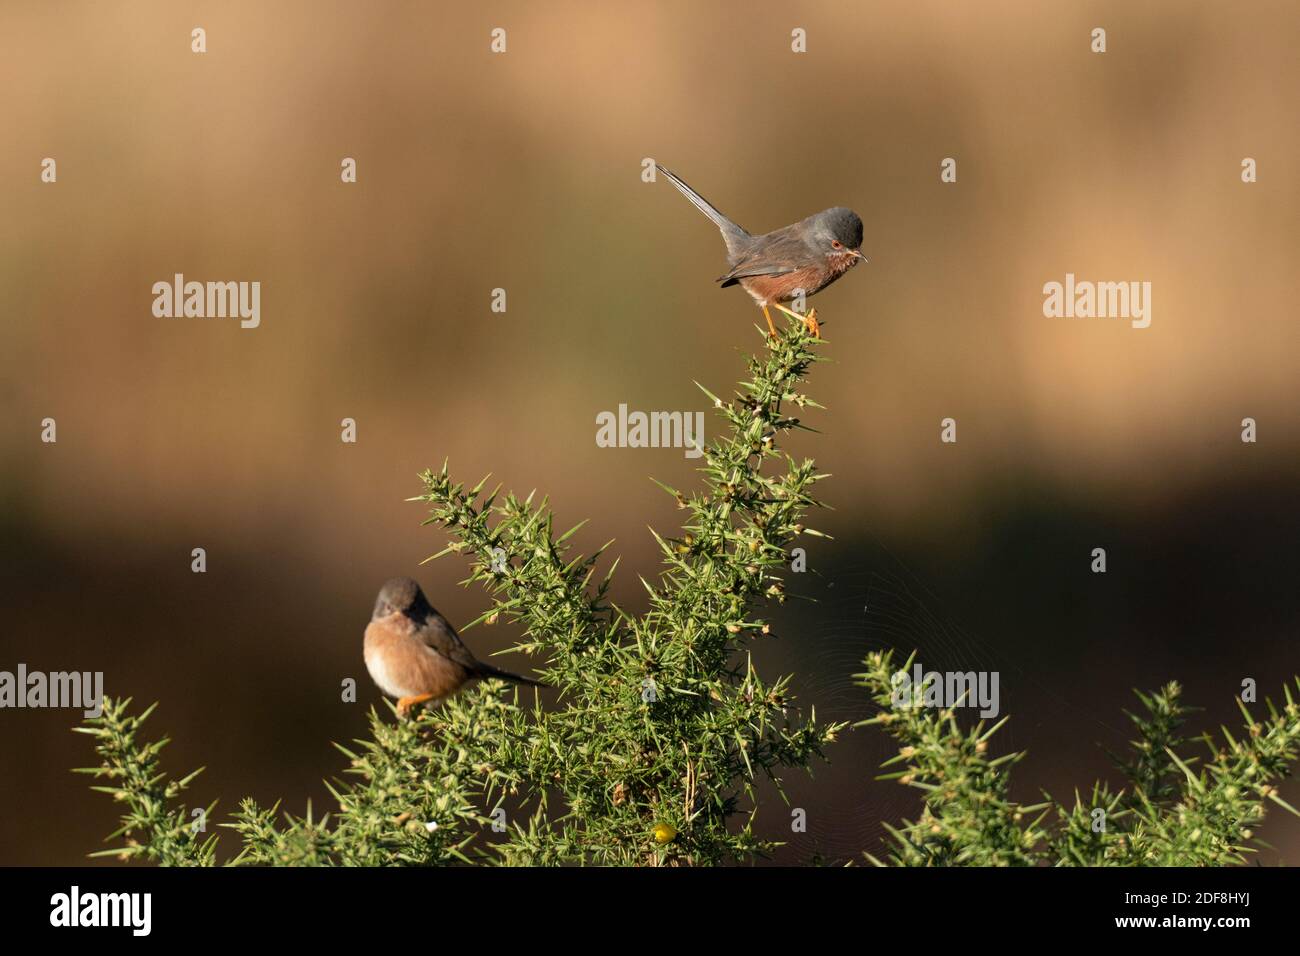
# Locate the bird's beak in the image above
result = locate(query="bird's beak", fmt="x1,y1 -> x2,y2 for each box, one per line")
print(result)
853,249 -> 868,263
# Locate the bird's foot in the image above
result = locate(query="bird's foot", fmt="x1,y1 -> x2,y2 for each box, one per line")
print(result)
803,308 -> 820,338
396,693 -> 434,718
770,302 -> 817,339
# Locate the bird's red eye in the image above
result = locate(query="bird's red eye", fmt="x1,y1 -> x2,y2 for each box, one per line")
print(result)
831,240 -> 843,250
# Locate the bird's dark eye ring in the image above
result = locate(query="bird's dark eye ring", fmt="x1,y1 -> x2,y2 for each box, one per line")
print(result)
831,240 -> 843,250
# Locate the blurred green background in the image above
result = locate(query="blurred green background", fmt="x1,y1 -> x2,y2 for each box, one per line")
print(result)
1,1 -> 1297,864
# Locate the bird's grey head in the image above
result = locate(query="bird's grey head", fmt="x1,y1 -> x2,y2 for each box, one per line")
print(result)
373,577 -> 431,621
811,207 -> 864,254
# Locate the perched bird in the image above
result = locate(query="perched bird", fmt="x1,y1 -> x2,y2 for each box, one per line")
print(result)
363,577 -> 545,716
656,163 -> 866,337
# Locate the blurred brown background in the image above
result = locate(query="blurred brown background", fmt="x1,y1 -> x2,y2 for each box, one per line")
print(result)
2,1 -> 1297,865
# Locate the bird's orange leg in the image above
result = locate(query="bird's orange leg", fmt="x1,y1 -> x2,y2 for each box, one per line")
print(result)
761,304 -> 778,339
772,302 -> 819,338
396,693 -> 434,718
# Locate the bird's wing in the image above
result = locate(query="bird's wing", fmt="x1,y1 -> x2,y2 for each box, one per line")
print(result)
414,614 -> 479,672
716,228 -> 809,285
414,613 -> 544,686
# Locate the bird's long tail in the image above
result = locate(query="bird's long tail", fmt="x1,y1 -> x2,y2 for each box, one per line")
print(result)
655,163 -> 750,255
474,661 -> 549,689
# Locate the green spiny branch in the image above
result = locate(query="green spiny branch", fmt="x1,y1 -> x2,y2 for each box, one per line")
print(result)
413,319 -> 844,864
857,650 -> 1300,866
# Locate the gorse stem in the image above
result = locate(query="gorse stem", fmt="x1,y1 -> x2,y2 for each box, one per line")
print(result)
413,317 -> 843,864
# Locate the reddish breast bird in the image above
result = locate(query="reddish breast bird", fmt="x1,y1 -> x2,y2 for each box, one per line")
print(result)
656,163 -> 867,338
363,577 -> 544,717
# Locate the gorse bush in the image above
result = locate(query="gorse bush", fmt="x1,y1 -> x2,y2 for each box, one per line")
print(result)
76,317 -> 1300,865
78,316 -> 842,866
856,653 -> 1300,866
